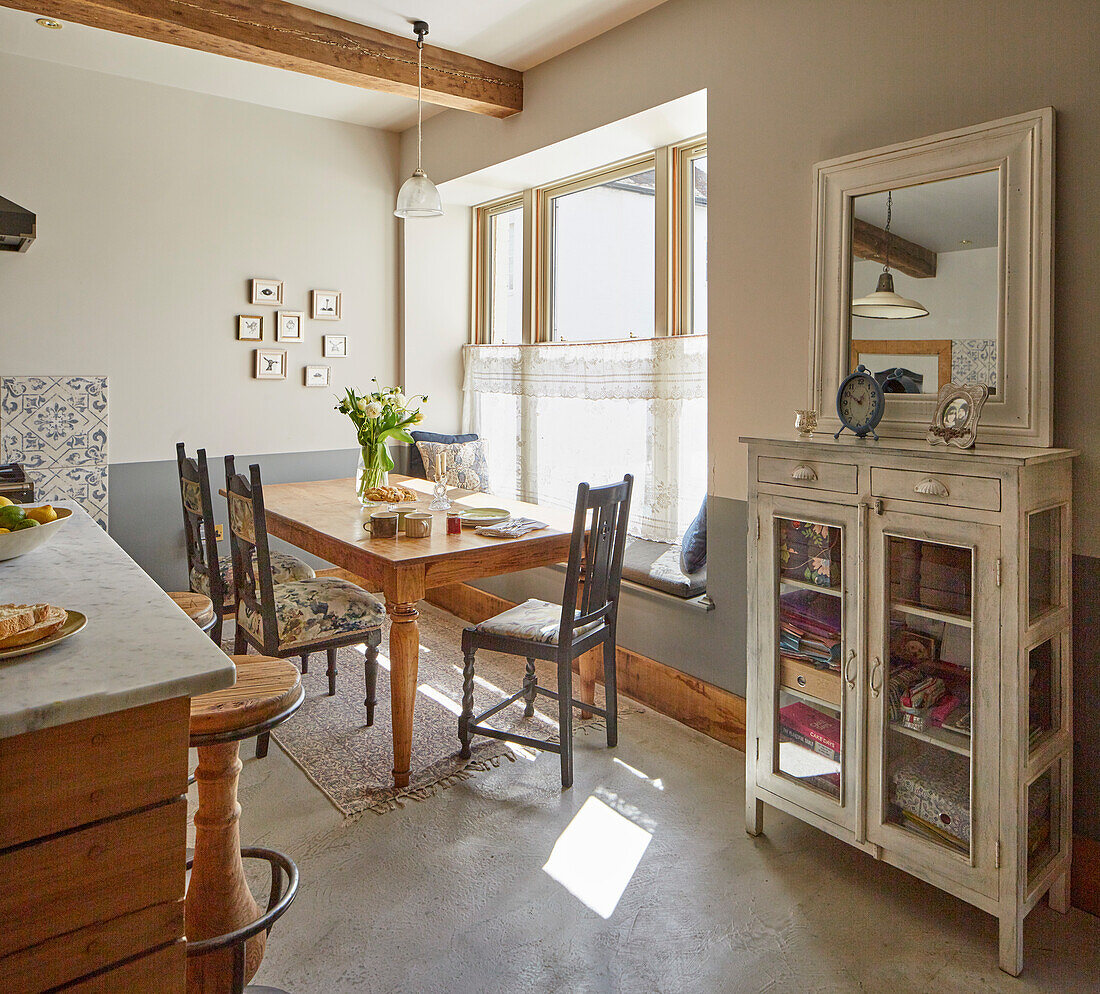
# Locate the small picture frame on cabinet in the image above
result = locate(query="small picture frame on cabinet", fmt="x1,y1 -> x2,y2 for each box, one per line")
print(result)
323,335 -> 347,358
304,365 -> 330,387
312,290 -> 342,320
927,383 -> 989,449
250,278 -> 283,306
275,311 -> 304,342
237,315 -> 263,341
254,349 -> 287,379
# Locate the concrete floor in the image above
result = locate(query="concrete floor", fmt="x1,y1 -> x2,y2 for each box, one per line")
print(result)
227,693 -> 1100,993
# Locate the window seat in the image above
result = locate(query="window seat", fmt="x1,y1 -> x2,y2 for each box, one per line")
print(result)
620,536 -> 706,599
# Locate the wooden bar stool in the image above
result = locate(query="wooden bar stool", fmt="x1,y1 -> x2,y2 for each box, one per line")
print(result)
170,590 -> 216,633
187,656 -> 304,994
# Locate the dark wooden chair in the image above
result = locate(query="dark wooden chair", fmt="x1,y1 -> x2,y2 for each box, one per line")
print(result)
458,475 -> 633,788
176,443 -> 314,645
225,457 -> 385,758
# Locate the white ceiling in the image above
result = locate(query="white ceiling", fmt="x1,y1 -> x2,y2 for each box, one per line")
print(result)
853,171 -> 1000,254
0,1 -> 670,131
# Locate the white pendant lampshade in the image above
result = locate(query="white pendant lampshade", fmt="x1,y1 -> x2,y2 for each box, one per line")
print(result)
395,168 -> 443,218
851,271 -> 929,319
852,190 -> 927,319
395,20 -> 444,220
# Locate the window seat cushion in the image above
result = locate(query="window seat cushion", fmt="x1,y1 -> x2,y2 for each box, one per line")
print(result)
620,537 -> 706,599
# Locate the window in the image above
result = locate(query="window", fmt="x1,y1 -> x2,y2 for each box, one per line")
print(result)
679,142 -> 708,334
547,160 -> 656,341
476,199 -> 523,343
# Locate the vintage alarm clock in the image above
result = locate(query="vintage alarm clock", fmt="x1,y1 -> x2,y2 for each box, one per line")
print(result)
834,364 -> 885,439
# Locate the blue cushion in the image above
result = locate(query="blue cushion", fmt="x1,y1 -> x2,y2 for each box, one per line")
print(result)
408,430 -> 478,479
680,496 -> 707,575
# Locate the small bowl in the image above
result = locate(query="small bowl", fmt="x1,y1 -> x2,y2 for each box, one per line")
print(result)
0,507 -> 73,561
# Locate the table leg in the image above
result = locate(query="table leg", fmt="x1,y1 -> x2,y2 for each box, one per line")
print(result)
186,740 -> 264,994
387,600 -> 420,788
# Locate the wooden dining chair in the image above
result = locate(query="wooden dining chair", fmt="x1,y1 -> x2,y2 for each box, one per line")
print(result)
176,443 -> 315,645
225,457 -> 385,757
458,475 -> 633,788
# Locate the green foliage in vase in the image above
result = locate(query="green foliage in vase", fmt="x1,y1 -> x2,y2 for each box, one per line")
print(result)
336,380 -> 428,476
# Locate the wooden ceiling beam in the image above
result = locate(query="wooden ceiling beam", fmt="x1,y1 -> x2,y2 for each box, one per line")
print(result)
852,217 -> 937,278
0,0 -> 523,117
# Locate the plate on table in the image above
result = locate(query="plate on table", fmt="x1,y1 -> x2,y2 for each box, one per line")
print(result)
0,610 -> 87,660
459,508 -> 511,528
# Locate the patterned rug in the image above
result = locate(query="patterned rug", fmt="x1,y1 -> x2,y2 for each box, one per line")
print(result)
261,601 -> 624,817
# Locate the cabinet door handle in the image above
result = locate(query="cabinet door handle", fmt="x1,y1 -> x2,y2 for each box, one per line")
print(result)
844,649 -> 857,690
870,656 -> 884,698
791,464 -> 818,481
914,478 -> 950,498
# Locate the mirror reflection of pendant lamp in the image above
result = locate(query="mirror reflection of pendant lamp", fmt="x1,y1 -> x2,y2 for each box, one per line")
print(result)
394,20 -> 444,219
851,191 -> 928,319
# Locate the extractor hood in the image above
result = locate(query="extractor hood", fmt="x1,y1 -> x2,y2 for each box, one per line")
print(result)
0,196 -> 36,253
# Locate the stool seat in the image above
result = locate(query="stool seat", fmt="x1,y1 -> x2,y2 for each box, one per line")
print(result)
190,655 -> 302,740
169,590 -> 216,629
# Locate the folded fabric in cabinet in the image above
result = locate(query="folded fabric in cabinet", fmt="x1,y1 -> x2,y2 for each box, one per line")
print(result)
891,749 -> 971,847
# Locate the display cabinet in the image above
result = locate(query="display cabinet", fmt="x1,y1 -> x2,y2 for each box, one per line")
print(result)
742,435 -> 1075,976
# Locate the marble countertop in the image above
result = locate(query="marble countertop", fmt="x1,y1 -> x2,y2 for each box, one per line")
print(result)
0,501 -> 235,738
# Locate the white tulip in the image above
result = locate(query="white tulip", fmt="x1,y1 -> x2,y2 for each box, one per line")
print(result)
364,401 -> 383,419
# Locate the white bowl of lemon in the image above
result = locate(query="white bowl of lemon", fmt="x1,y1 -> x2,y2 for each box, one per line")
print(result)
0,498 -> 72,561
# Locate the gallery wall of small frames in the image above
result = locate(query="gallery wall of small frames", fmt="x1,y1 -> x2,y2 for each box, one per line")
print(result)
240,279 -> 347,385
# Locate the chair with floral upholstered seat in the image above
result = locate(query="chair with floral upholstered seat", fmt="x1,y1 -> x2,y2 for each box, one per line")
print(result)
176,443 -> 315,646
225,457 -> 385,758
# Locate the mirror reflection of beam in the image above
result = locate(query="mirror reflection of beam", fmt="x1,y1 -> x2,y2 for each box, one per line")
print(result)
852,217 -> 937,278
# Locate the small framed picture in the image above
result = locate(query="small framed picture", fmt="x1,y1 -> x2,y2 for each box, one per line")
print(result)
254,349 -> 287,379
312,290 -> 341,320
237,314 -> 263,341
275,311 -> 303,342
304,365 -> 330,387
323,335 -> 347,358
250,278 -> 283,306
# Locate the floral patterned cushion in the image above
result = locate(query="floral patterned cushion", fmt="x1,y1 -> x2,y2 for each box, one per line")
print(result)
237,578 -> 385,650
474,598 -> 603,645
416,438 -> 492,493
190,552 -> 316,604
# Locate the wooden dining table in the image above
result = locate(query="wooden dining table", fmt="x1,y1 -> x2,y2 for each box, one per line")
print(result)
254,476 -> 591,788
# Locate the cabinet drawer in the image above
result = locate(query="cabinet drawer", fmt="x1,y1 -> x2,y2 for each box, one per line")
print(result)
870,467 -> 1001,512
780,656 -> 842,707
758,456 -> 857,494
1,900 -> 183,993
0,696 -> 189,849
0,799 -> 186,957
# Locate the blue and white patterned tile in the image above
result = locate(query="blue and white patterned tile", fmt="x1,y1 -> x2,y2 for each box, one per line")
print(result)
951,340 -> 997,390
0,375 -> 109,527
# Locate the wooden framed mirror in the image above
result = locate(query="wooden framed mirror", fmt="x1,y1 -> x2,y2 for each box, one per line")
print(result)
809,109 -> 1053,446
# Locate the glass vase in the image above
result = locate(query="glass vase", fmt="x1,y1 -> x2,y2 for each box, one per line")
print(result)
356,444 -> 389,504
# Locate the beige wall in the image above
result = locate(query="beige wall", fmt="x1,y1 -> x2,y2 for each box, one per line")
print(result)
402,0 -> 1100,554
0,54 -> 400,465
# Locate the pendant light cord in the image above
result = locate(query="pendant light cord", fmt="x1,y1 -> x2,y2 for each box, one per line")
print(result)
416,32 -> 423,172
883,191 -> 892,274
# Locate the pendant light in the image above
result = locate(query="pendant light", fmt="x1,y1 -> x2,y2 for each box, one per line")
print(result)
851,191 -> 928,319
394,20 -> 444,219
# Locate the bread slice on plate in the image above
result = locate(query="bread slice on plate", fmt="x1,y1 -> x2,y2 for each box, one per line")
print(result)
0,604 -> 38,641
0,604 -> 68,648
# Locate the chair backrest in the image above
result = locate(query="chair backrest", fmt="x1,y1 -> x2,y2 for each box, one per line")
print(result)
176,442 -> 224,608
224,457 -> 278,652
558,475 -> 634,645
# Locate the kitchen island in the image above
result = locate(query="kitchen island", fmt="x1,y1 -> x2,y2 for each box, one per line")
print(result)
0,502 -> 235,993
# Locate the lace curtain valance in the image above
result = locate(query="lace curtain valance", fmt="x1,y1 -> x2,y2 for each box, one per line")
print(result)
462,337 -> 707,544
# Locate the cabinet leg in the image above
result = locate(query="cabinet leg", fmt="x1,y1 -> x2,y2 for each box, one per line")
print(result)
746,791 -> 764,837
1049,869 -> 1070,914
998,911 -> 1024,977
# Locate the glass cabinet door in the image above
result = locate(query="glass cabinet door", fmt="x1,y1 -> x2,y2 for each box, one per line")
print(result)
866,511 -> 1000,897
756,496 -> 861,835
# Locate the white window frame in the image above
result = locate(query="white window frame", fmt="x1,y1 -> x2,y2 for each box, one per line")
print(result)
675,138 -> 708,336
473,195 -> 524,344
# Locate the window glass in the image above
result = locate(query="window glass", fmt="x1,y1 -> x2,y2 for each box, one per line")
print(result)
489,206 -> 523,343
551,167 -> 655,341
691,154 -> 708,333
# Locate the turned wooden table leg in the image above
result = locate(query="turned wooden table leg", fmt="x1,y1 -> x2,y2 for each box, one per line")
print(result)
186,740 -> 264,994
387,600 -> 421,789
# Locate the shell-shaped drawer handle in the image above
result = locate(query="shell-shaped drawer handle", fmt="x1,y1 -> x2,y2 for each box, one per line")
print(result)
791,464 -> 818,482
915,478 -> 950,498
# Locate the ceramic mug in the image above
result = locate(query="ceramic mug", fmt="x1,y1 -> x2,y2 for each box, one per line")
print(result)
404,511 -> 432,538
393,505 -> 417,532
369,510 -> 398,538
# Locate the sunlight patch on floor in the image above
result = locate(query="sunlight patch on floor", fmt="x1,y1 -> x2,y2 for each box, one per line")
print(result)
542,794 -> 653,919
613,756 -> 665,790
